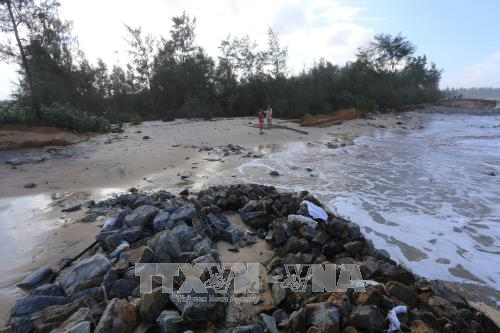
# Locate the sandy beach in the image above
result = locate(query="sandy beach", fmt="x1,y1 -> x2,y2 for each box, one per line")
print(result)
0,115 -> 399,320
1,110 -> 499,323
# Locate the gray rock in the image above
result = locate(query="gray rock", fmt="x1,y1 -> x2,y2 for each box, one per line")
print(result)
16,266 -> 53,290
240,200 -> 259,213
172,291 -> 225,323
69,286 -> 103,302
122,226 -> 143,243
169,205 -> 198,223
206,212 -> 230,234
221,226 -> 243,245
24,182 -> 36,188
385,281 -> 418,307
131,195 -> 155,208
11,295 -> 67,317
272,283 -> 288,306
140,287 -> 168,323
58,321 -> 91,333
269,170 -> 280,177
170,225 -> 198,252
193,238 -> 214,255
430,280 -> 466,308
350,305 -> 386,332
260,313 -> 278,333
155,233 -> 178,263
124,205 -> 158,228
229,324 -> 264,333
62,202 -> 82,213
344,241 -> 364,256
240,211 -> 270,229
108,277 -> 139,299
94,298 -> 138,333
123,246 -> 154,264
156,310 -> 180,333
153,211 -> 171,231
34,283 -> 64,296
51,307 -> 91,333
58,254 -> 111,295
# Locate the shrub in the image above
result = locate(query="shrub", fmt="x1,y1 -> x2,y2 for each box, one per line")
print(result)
0,102 -> 110,132
129,114 -> 142,125
41,104 -> 111,132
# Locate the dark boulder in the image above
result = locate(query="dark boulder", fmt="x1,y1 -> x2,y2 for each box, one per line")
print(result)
124,205 -> 158,228
16,266 -> 53,291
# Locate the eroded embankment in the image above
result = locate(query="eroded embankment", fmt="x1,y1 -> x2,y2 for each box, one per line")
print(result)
4,184 -> 498,332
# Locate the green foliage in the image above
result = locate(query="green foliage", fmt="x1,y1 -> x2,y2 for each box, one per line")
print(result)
0,101 -> 36,125
41,104 -> 110,132
0,3 -> 441,125
0,102 -> 110,132
129,114 -> 142,125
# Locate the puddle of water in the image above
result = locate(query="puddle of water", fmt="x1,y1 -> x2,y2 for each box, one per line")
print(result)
0,187 -> 120,321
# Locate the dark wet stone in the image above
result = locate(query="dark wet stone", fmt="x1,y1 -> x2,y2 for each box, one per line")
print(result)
69,286 -> 103,302
269,171 -> 280,177
17,266 -> 53,291
131,195 -> 155,208
122,226 -> 143,243
58,254 -> 111,295
344,241 -> 364,256
385,281 -> 418,307
156,310 -> 180,333
194,238 -> 214,255
229,323 -> 264,333
11,295 -> 68,317
24,182 -> 36,188
240,211 -> 270,229
34,283 -> 64,297
140,287 -> 168,323
124,205 -> 158,228
108,277 -> 139,299
169,205 -> 198,223
430,280 -> 466,308
62,202 -> 82,213
350,305 -> 386,332
221,226 -> 243,245
170,224 -> 198,252
152,211 -> 171,231
260,313 -> 278,333
94,298 -> 138,333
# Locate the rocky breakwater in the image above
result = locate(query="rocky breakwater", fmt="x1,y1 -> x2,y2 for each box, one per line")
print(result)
3,184 -> 498,333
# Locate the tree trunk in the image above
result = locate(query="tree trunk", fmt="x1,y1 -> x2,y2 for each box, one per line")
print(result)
6,0 -> 41,119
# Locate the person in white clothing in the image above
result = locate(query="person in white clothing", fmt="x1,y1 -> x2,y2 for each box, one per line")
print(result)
266,105 -> 273,128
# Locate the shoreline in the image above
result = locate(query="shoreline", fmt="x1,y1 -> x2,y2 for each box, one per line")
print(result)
1,109 -> 499,321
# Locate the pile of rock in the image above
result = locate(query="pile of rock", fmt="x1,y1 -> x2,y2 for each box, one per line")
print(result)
5,184 -> 497,333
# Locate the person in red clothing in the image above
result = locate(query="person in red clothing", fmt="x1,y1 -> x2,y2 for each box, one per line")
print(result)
258,111 -> 264,134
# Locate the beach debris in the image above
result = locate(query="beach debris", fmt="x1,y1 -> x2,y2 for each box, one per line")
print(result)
24,182 -> 36,188
142,135 -> 151,140
301,200 -> 328,221
178,170 -> 192,179
387,305 -> 408,332
269,170 -> 280,176
7,156 -> 48,165
61,202 -> 82,213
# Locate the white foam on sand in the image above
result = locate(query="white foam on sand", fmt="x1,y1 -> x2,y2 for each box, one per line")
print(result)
217,114 -> 500,291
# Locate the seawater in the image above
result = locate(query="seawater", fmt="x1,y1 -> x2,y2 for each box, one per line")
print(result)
217,113 -> 500,292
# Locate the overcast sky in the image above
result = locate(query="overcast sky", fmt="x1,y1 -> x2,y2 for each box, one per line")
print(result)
1,0 -> 499,98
